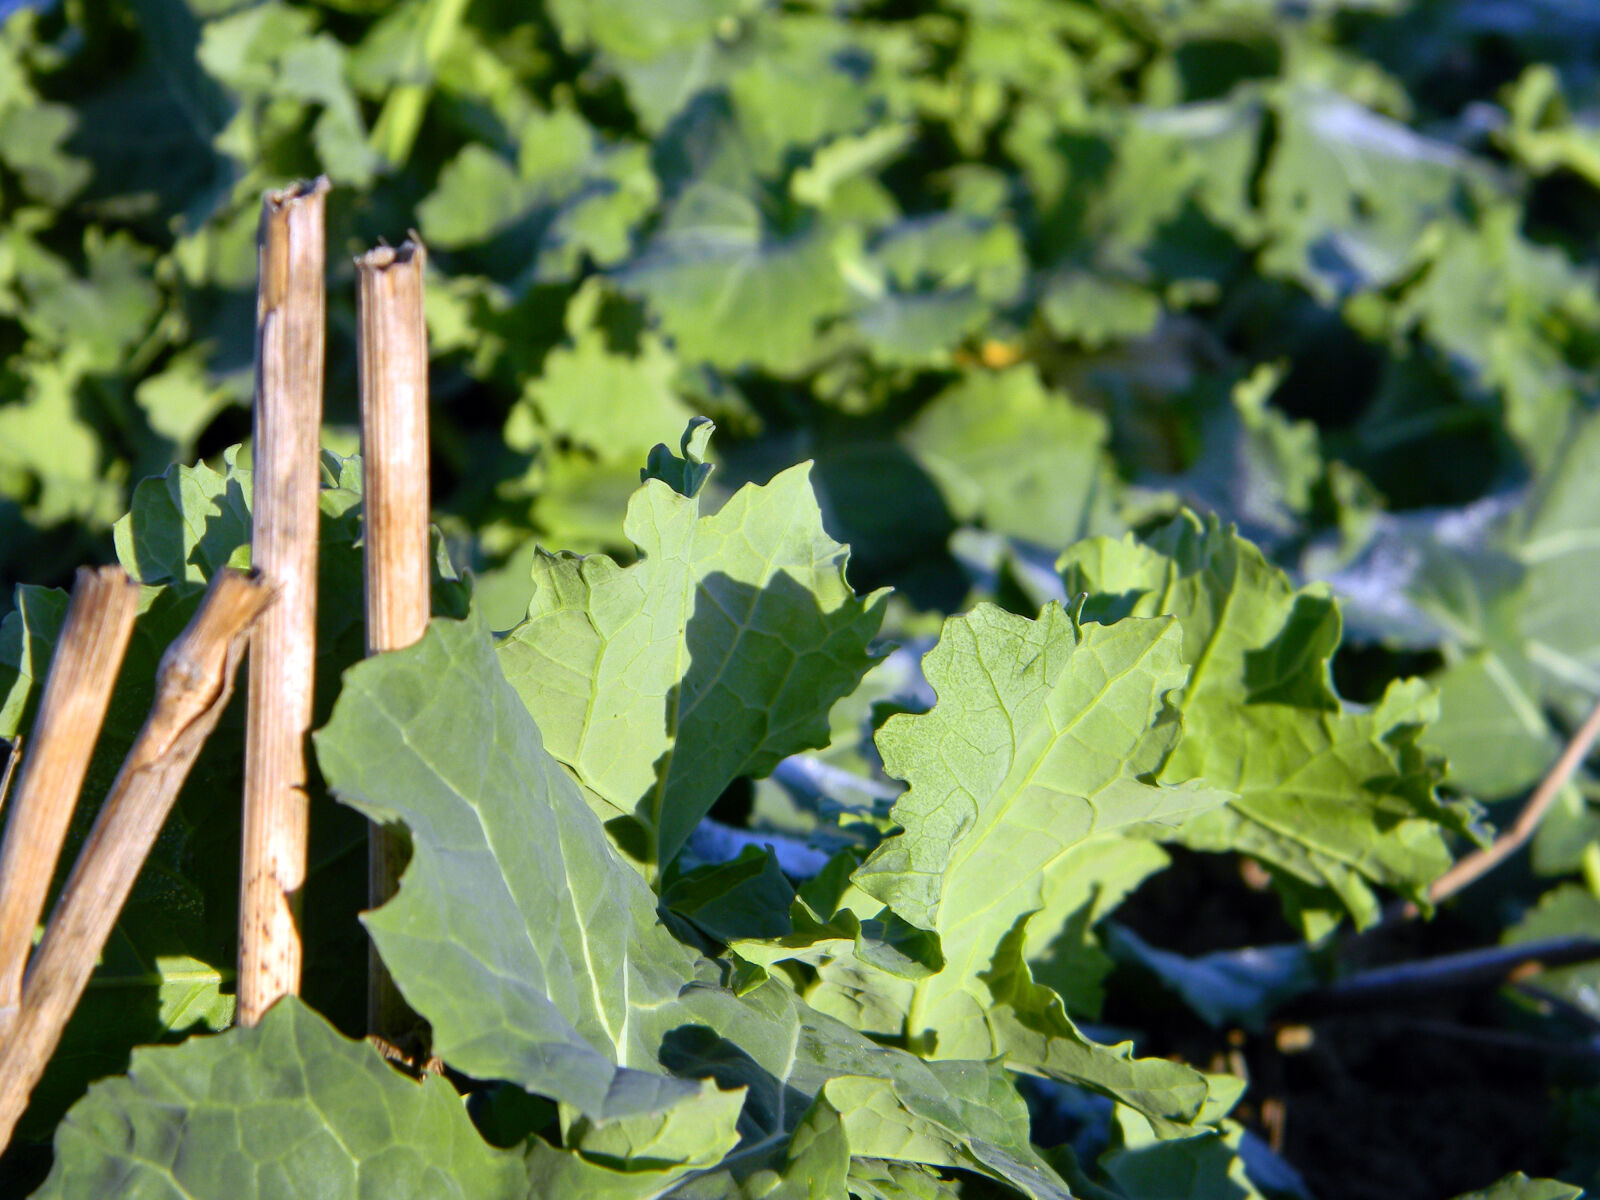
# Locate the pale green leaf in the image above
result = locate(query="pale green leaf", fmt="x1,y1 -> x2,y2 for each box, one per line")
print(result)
661,981 -> 1075,1200
614,189 -> 850,376
901,366 -> 1119,549
1450,1174 -> 1585,1200
496,423 -> 887,875
113,448 -> 253,589
1260,87 -> 1498,301
31,998 -> 525,1200
980,922 -> 1211,1135
1062,513 -> 1471,931
542,0 -> 759,133
513,283 -> 694,465
0,356 -> 125,528
739,1098 -> 851,1200
726,602 -> 1219,1129
133,351 -> 239,456
417,107 -> 656,279
851,602 -> 1229,1052
523,1077 -> 746,1198
315,609 -> 706,1119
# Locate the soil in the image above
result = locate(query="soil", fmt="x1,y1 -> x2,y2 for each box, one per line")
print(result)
1110,848 -> 1588,1200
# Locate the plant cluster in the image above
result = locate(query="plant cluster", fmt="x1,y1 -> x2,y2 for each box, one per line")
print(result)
4,0 -> 1600,1195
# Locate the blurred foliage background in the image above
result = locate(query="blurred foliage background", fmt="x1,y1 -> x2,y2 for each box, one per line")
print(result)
8,0 -> 1600,1188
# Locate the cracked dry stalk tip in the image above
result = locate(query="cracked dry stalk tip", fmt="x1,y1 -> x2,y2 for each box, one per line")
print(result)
356,234 -> 431,1046
239,177 -> 328,1028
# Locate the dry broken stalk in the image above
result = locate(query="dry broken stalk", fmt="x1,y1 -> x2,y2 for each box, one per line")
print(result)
0,569 -> 273,1151
0,566 -> 140,1045
0,737 -> 21,822
355,236 -> 431,1043
238,177 -> 328,1027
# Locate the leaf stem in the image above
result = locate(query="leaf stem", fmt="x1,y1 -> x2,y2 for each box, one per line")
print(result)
1417,693 -> 1600,915
368,0 -> 472,169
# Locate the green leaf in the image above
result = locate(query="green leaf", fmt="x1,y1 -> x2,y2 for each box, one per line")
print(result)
663,846 -> 796,943
980,921 -> 1213,1134
133,351 -> 240,457
315,609 -> 706,1119
31,998 -> 524,1200
728,601 -> 1219,1127
1309,507 -> 1556,801
1102,1108 -> 1264,1200
0,99 -> 89,209
1449,1174 -> 1585,1200
1259,87 -> 1498,301
614,188 -> 850,376
1177,365 -> 1324,545
740,1097 -> 851,1200
870,212 -> 1025,303
277,35 -> 383,187
496,421 -> 887,875
0,584 -> 70,740
823,1065 -> 1070,1199
1393,206 -> 1599,476
523,1077 -> 746,1198
312,601 -> 1081,1184
901,366 -> 1120,550
417,106 -> 656,279
1501,883 -> 1600,1023
196,3 -> 380,185
1039,272 -> 1162,348
0,355 -> 126,529
113,448 -> 253,590
1062,514 -> 1473,931
510,282 -> 694,466
850,290 -> 990,368
1502,65 -> 1600,188
413,143 -> 526,246
543,0 -> 757,133
16,946 -> 233,1144
1512,407 -> 1600,699
662,981 -> 1076,1200
851,602 -> 1229,1051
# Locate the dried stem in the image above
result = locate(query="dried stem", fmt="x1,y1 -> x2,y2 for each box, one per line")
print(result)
0,737 -> 19,822
0,567 -> 139,1044
1410,694 -> 1600,917
0,570 -> 272,1151
355,236 -> 431,1043
238,177 -> 328,1027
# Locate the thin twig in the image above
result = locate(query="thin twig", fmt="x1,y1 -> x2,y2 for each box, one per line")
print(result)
1409,694 -> 1600,917
0,736 -> 21,823
0,567 -> 140,1045
355,236 -> 430,1045
238,177 -> 328,1027
0,570 -> 273,1151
